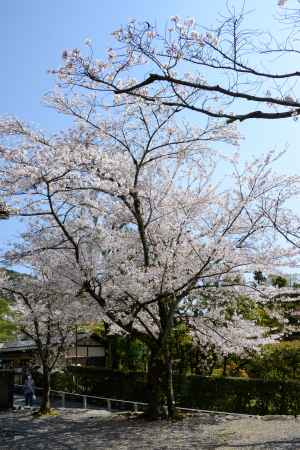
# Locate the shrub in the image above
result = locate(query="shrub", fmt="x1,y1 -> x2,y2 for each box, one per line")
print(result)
47,367 -> 300,415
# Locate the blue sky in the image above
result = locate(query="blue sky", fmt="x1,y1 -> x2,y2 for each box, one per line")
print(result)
1,0 -> 300,265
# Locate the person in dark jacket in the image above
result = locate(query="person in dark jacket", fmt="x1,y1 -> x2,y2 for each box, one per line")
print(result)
23,374 -> 35,406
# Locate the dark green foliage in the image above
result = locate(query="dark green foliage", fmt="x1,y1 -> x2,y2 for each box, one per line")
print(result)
50,367 -> 147,402
245,341 -> 300,381
271,275 -> 288,288
49,367 -> 300,415
176,376 -> 300,415
107,336 -> 149,372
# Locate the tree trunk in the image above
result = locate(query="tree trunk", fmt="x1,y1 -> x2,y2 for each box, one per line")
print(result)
40,367 -> 51,414
222,356 -> 228,377
146,345 -> 176,419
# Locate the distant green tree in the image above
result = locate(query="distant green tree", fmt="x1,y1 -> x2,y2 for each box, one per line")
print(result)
0,297 -> 16,341
271,275 -> 288,288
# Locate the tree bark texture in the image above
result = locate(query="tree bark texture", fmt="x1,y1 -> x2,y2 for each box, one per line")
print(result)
40,368 -> 51,414
146,345 -> 176,419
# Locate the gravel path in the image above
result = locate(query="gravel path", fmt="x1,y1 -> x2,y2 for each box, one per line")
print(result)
0,409 -> 300,449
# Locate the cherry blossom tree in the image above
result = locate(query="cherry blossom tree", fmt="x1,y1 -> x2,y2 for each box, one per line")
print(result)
50,2 -> 300,125
0,93 -> 299,417
0,3 -> 300,418
0,265 -> 95,414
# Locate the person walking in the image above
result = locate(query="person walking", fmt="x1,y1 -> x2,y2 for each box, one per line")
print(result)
23,374 -> 35,407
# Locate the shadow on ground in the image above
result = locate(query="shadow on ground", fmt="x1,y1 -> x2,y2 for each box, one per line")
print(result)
1,410 -> 300,450
0,410 -> 235,450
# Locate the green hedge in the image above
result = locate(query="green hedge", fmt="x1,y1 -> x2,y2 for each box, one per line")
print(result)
48,367 -> 300,415
175,375 -> 300,415
51,367 -> 147,402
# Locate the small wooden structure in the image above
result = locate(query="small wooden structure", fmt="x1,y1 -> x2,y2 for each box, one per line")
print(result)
0,370 -> 14,409
0,339 -> 36,371
0,333 -> 107,372
65,333 -> 107,366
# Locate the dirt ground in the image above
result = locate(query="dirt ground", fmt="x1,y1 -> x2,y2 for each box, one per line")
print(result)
1,408 -> 300,450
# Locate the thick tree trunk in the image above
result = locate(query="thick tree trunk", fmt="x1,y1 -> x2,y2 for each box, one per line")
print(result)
146,345 -> 176,419
40,367 -> 51,414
